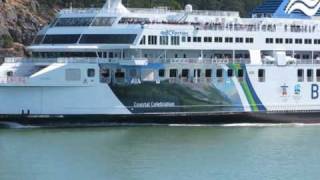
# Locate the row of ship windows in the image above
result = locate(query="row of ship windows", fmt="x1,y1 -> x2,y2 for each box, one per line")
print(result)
266,38 -> 320,45
158,68 -> 265,82
297,69 -> 320,82
33,34 -> 137,44
140,35 -> 254,45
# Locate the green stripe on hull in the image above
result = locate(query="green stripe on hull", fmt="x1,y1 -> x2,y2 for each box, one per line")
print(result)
229,64 -> 259,112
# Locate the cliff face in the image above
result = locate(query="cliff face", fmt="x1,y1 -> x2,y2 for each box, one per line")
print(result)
0,0 -> 56,57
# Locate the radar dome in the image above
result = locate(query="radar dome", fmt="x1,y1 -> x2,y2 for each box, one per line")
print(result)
185,4 -> 193,13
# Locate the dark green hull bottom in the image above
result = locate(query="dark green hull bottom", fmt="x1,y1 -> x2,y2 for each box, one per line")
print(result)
0,112 -> 319,128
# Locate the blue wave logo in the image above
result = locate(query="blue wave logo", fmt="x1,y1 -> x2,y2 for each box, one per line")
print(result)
285,0 -> 320,16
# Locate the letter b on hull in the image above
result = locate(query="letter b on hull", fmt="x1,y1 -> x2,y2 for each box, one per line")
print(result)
312,84 -> 319,99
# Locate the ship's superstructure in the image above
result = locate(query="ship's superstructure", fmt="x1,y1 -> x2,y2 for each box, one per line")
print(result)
2,0 -> 320,123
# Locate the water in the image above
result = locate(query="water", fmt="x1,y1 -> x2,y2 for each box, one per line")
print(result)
1,125 -> 320,180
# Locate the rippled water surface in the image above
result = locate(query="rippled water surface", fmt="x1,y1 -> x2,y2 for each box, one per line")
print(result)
1,125 -> 320,180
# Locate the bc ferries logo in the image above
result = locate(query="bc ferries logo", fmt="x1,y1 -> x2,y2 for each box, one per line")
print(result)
285,0 -> 320,16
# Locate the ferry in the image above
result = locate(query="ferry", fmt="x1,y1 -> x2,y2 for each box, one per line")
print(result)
1,0 -> 320,125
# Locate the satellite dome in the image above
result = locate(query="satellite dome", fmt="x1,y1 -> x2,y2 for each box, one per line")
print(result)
185,4 -> 193,13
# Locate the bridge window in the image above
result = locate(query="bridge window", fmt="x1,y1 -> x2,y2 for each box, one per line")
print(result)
91,17 -> 116,26
80,34 -> 137,44
43,34 -> 80,44
298,69 -> 304,82
55,17 -> 93,27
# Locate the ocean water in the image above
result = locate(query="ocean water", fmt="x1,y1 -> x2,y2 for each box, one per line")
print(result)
1,125 -> 320,180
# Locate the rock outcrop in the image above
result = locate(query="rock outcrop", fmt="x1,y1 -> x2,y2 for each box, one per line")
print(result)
0,0 -> 56,57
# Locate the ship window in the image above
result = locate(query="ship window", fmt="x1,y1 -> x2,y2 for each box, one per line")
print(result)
205,69 -> 212,78
79,34 -> 137,44
182,69 -> 189,78
118,17 -> 150,24
317,69 -> 320,82
55,17 -> 93,27
66,69 -> 81,81
314,39 -> 320,44
182,36 -> 187,42
170,69 -> 177,78
43,34 -> 80,44
258,69 -> 265,82
266,38 -> 273,44
245,37 -> 254,43
159,69 -> 165,77
238,69 -> 244,78
204,37 -> 212,42
160,36 -> 169,45
304,39 -> 312,44
187,37 -> 192,42
216,69 -> 223,78
307,69 -> 314,82
236,37 -> 243,43
91,17 -> 116,26
298,69 -> 304,82
225,37 -> 233,43
214,37 -> 223,43
275,38 -> 283,44
171,36 -> 180,45
140,35 -> 146,45
227,69 -> 233,77
148,35 -> 157,45
295,39 -> 303,44
87,69 -> 95,78
285,38 -> 293,44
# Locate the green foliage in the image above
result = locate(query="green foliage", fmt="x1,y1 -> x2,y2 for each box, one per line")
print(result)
1,35 -> 14,49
